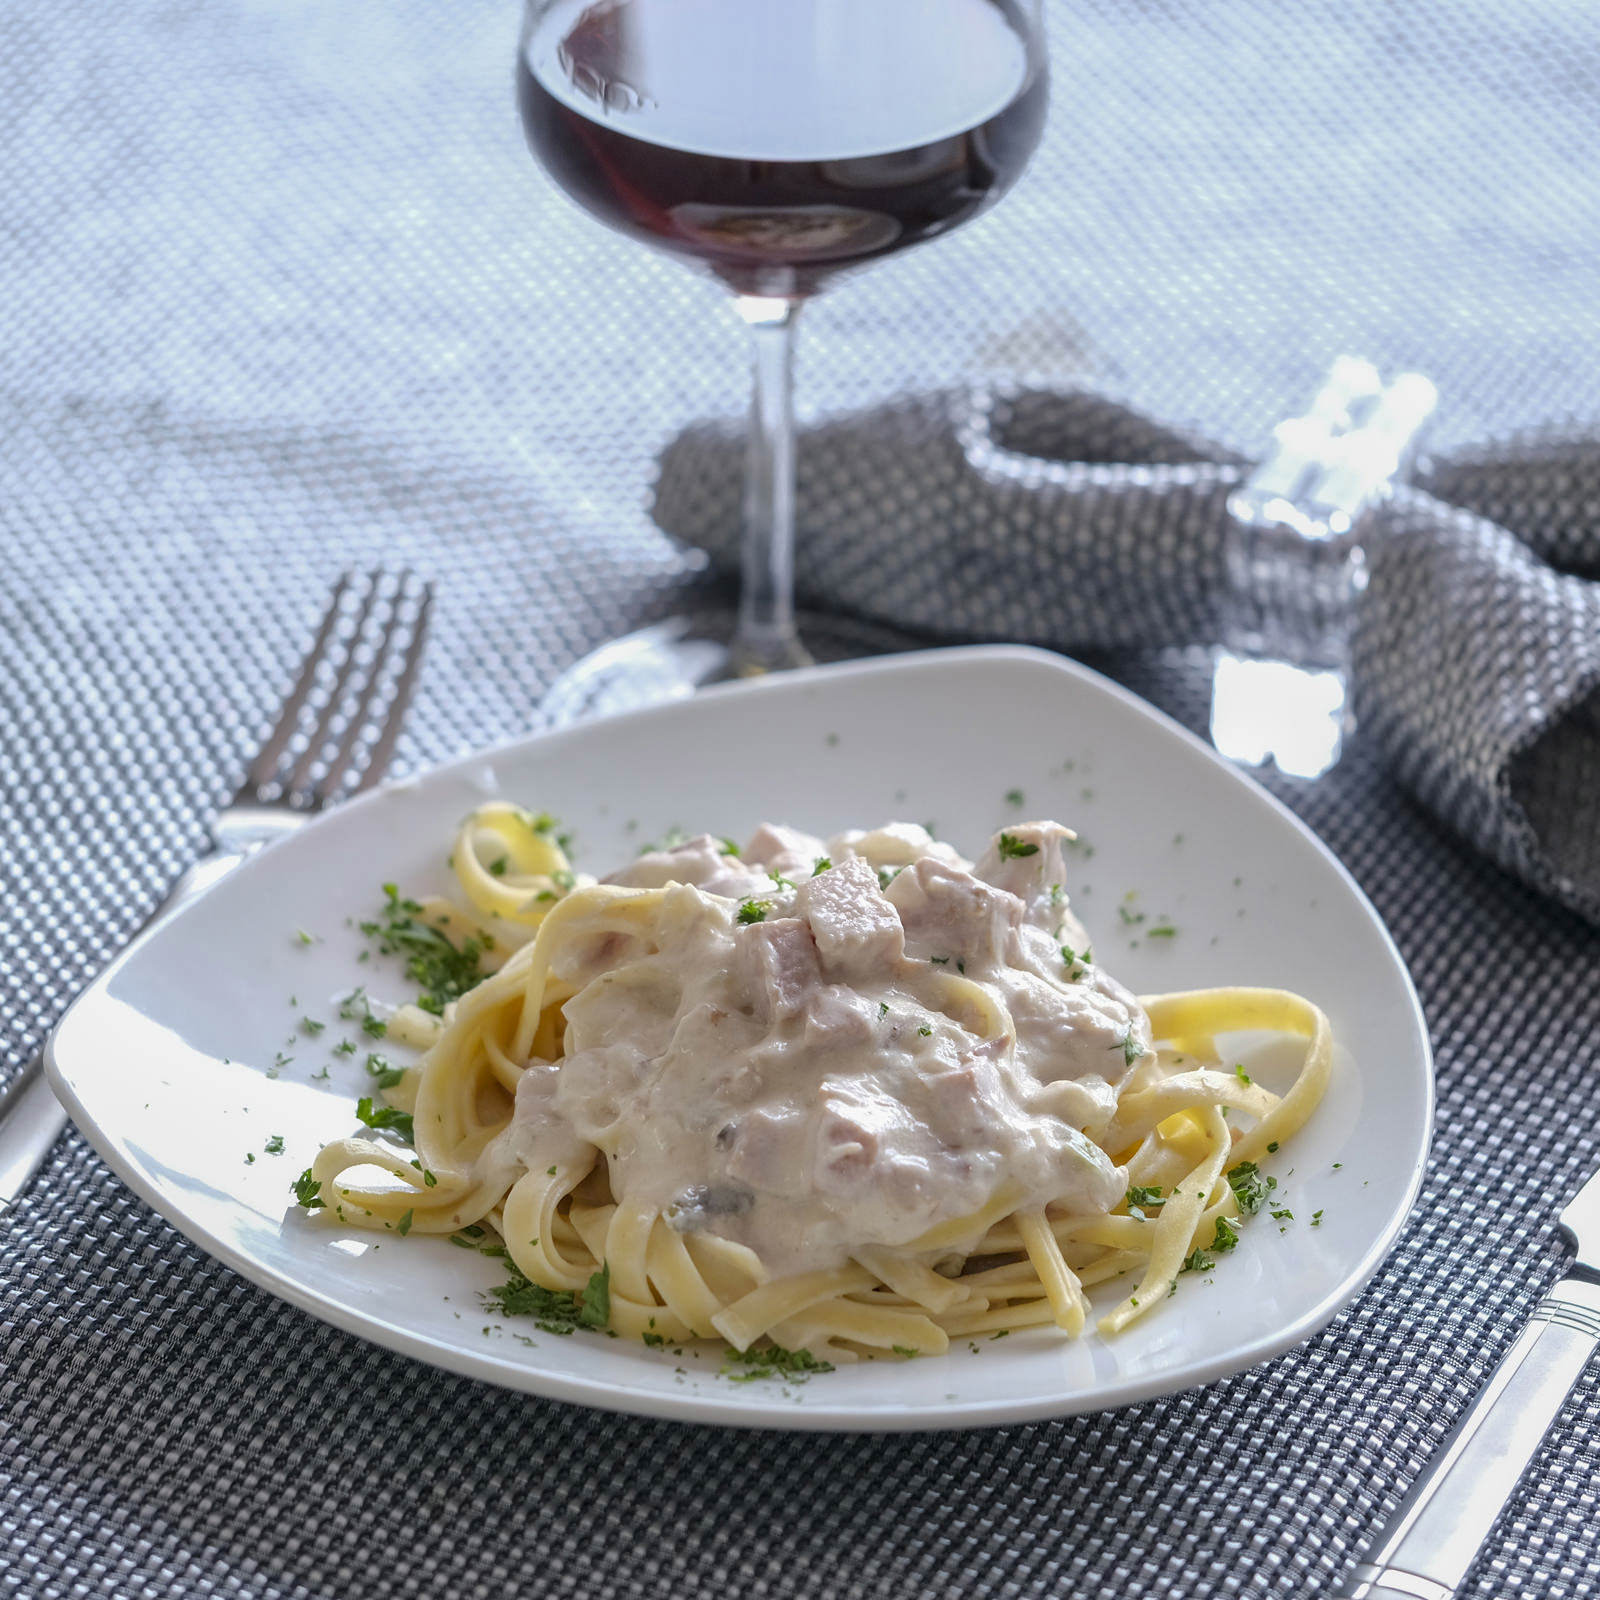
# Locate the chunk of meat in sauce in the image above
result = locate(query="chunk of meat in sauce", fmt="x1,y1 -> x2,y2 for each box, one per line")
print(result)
795,856 -> 905,979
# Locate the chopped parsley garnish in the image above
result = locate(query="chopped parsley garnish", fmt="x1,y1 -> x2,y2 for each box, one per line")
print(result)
720,1343 -> 835,1383
1060,944 -> 1092,979
1311,1209 -> 1325,1227
334,1038 -> 357,1056
482,1259 -> 609,1334
488,856 -> 508,877
295,930 -> 316,946
1181,1248 -> 1214,1275
1226,1162 -> 1272,1215
300,1016 -> 325,1037
996,832 -> 1039,860
358,886 -> 489,1015
365,1053 -> 405,1090
736,900 -> 769,924
1269,1207 -> 1294,1222
769,871 -> 795,891
396,1209 -> 414,1237
891,1344 -> 920,1359
878,1001 -> 889,1020
292,1169 -> 324,1210
1004,788 -> 1025,807
1125,1183 -> 1166,1220
264,1134 -> 285,1156
1114,1028 -> 1147,1067
1266,1140 -> 1280,1153
1118,904 -> 1145,926
1210,1216 -> 1241,1254
812,855 -> 832,875
917,1025 -> 933,1037
876,866 -> 902,890
929,955 -> 949,965
577,1263 -> 610,1329
720,837 -> 740,857
552,869 -> 576,892
642,1330 -> 666,1348
355,1096 -> 415,1144
1234,1063 -> 1253,1085
1147,923 -> 1178,939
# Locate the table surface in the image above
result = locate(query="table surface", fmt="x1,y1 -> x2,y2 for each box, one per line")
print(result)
4,2 -> 1600,1597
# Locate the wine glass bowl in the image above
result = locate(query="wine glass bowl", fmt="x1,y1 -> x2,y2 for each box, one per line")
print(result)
518,0 -> 1048,711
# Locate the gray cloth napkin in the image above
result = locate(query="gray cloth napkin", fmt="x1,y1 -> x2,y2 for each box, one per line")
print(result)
654,385 -> 1600,926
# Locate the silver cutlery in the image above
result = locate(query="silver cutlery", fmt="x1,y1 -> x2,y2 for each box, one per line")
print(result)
1339,1166 -> 1600,1598
0,569 -> 433,1218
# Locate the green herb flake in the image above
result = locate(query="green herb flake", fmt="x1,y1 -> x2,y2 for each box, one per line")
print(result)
812,855 -> 832,875
296,930 -> 316,947
1181,1248 -> 1214,1275
917,1025 -> 933,1037
1147,923 -> 1178,939
1114,1028 -> 1147,1068
355,1096 -> 415,1144
292,1169 -> 325,1210
736,899 -> 769,924
488,856 -> 508,877
1269,1207 -> 1294,1222
423,1169 -> 437,1187
358,886 -> 489,1015
878,1001 -> 889,1020
891,1344 -> 920,1360
1125,1183 -> 1166,1220
996,832 -> 1039,860
396,1209 -> 414,1237
1234,1063 -> 1253,1085
1311,1209 -> 1325,1227
1226,1162 -> 1269,1215
1267,1140 -> 1280,1153
721,1344 -> 836,1383
300,1016 -> 325,1037
720,837 -> 741,857
264,1134 -> 285,1156
577,1262 -> 611,1330
365,1053 -> 406,1090
1004,788 -> 1025,807
1211,1216 -> 1241,1254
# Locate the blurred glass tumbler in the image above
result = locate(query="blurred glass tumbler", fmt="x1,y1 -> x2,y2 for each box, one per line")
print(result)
1211,360 -> 1438,778
519,0 -> 1049,720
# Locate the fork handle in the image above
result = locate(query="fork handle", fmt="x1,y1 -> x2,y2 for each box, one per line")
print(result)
0,843 -> 256,1216
1337,1274 -> 1600,1600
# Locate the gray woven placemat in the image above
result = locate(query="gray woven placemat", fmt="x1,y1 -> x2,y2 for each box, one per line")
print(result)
4,1 -> 1600,1596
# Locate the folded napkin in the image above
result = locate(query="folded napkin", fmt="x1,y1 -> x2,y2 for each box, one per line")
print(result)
654,386 -> 1600,927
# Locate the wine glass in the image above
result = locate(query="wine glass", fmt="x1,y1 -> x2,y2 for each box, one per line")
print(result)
518,0 -> 1049,721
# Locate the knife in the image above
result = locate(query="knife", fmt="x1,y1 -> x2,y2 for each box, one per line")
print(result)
1338,1168 -> 1600,1599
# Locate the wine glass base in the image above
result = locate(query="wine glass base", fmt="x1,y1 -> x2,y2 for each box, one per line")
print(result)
540,609 -> 920,727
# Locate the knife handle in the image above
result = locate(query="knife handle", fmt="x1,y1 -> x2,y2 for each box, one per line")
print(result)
1337,1275 -> 1600,1600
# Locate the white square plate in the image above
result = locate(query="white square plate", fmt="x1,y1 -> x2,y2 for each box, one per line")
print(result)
47,646 -> 1431,1430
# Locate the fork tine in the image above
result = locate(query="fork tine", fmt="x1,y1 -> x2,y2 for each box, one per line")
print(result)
349,580 -> 433,797
280,571 -> 384,800
311,574 -> 428,805
237,573 -> 350,797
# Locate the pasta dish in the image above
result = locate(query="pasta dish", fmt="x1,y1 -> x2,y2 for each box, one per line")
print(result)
303,807 -> 1330,1364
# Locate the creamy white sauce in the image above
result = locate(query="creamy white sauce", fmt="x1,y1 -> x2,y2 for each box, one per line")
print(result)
500,822 -> 1147,1278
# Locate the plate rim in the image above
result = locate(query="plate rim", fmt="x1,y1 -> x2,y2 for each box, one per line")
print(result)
46,643 -> 1435,1431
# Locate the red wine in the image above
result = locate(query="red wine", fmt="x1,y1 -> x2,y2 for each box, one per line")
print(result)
518,0 -> 1047,298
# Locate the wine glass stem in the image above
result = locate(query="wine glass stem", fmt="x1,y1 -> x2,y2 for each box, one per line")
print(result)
731,295 -> 812,676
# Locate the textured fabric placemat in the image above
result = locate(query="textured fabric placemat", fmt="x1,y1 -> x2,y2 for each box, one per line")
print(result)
5,1 -> 1600,1596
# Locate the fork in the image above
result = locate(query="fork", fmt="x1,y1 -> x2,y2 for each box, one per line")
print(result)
0,570 -> 433,1218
